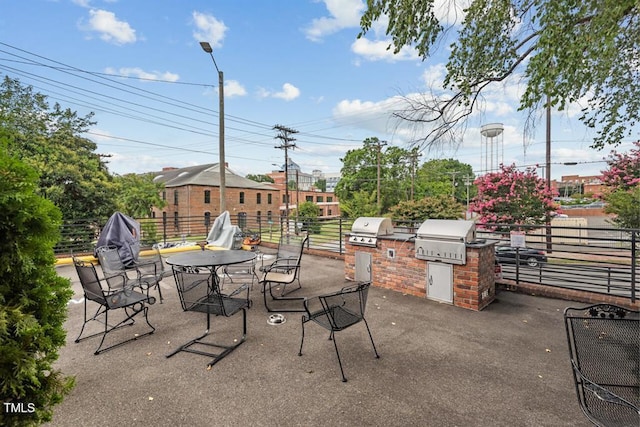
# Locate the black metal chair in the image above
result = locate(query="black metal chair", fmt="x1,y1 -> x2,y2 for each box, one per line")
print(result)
97,245 -> 162,303
219,255 -> 258,292
298,282 -> 380,382
167,265 -> 250,368
259,234 -> 308,312
127,241 -> 169,303
564,304 -> 639,427
73,257 -> 155,355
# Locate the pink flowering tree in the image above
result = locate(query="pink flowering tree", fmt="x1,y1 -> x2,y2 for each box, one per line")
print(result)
601,141 -> 640,229
470,164 -> 558,230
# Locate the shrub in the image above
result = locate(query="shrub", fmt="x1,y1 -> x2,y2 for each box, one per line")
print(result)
0,144 -> 74,426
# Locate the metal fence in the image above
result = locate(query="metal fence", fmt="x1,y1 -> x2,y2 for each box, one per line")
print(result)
56,215 -> 638,302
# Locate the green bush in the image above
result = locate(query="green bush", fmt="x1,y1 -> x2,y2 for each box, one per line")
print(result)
0,144 -> 74,426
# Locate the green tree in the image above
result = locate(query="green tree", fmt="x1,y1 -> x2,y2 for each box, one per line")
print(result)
113,173 -> 166,218
470,164 -> 558,229
295,201 -> 321,234
601,141 -> 640,229
1,76 -> 116,221
359,0 -> 639,150
315,178 -> 327,192
388,195 -> 464,221
246,174 -> 274,183
0,141 -> 74,426
415,159 -> 475,203
339,189 -> 378,218
336,137 -> 413,215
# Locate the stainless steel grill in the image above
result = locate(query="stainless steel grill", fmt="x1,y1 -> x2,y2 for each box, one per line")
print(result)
415,219 -> 476,265
348,217 -> 394,247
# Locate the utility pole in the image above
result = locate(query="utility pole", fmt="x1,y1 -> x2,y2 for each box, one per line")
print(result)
448,171 -> 459,197
373,139 -> 387,215
464,175 -> 472,219
408,149 -> 421,200
545,96 -> 553,253
274,124 -> 298,232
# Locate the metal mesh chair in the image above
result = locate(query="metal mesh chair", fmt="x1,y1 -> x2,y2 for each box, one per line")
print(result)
97,245 -> 163,302
167,265 -> 250,368
564,304 -> 639,427
298,282 -> 380,382
219,256 -> 258,293
73,258 -> 155,355
259,234 -> 308,312
127,241 -> 169,303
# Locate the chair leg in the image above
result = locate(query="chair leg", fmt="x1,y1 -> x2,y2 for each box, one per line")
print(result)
94,305 -> 155,355
330,333 -> 348,382
298,319 -> 306,356
363,318 -> 380,359
166,309 -> 247,368
262,280 -> 305,312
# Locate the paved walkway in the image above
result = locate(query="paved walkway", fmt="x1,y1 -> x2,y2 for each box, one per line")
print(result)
47,250 -> 591,427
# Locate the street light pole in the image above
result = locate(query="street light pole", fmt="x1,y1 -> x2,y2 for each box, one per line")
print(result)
200,42 -> 226,213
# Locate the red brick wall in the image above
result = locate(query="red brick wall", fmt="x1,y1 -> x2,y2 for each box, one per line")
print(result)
345,237 -> 496,311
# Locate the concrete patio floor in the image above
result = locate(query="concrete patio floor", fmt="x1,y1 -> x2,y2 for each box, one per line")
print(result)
47,250 -> 591,427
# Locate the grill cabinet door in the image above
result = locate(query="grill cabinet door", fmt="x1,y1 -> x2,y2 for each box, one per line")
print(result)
426,262 -> 453,304
355,251 -> 372,282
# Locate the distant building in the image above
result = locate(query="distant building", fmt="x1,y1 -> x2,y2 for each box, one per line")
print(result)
150,163 -> 279,233
557,174 -> 604,198
149,162 -> 340,239
267,160 -> 340,217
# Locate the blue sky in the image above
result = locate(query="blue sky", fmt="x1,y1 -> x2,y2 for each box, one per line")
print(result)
1,0 -> 636,180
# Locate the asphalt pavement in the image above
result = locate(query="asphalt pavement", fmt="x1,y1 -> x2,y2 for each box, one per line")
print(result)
45,249 -> 591,427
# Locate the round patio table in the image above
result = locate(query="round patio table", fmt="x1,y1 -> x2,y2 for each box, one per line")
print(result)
166,250 -> 256,269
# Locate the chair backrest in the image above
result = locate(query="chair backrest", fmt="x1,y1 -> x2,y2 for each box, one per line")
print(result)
96,245 -> 126,275
73,258 -> 107,305
564,304 -> 640,424
319,282 -> 371,330
172,266 -> 224,315
276,234 -> 308,264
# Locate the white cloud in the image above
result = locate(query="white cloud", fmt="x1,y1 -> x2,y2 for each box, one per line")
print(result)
304,0 -> 365,41
223,80 -> 247,98
85,9 -> 136,45
258,83 -> 300,101
351,37 -> 419,62
105,67 -> 179,82
192,11 -> 227,48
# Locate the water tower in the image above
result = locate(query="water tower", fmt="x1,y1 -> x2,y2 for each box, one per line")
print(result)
480,123 -> 504,173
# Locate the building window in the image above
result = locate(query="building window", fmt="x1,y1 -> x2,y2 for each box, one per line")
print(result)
257,211 -> 261,223
174,190 -> 179,205
267,193 -> 272,204
239,192 -> 245,204
328,209 -> 332,216
204,212 -> 211,229
204,190 -> 211,204
316,196 -> 323,202
306,196 -> 313,202
162,191 -> 166,201
174,212 -> 179,230
327,196 -> 333,202
256,193 -> 262,204
267,211 -> 273,222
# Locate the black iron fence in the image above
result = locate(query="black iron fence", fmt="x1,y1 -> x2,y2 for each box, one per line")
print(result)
56,215 -> 638,302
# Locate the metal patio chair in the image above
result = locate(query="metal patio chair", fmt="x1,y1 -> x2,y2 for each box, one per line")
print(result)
97,245 -> 162,302
219,254 -> 258,289
564,303 -> 639,427
167,265 -> 250,368
73,257 -> 156,355
127,241 -> 170,303
259,233 -> 308,312
298,282 -> 380,382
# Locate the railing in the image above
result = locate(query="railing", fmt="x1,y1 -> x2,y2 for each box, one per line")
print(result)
56,215 -> 638,302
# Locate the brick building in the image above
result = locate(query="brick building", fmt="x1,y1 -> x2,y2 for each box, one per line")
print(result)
149,162 -> 340,238
150,164 -> 279,234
